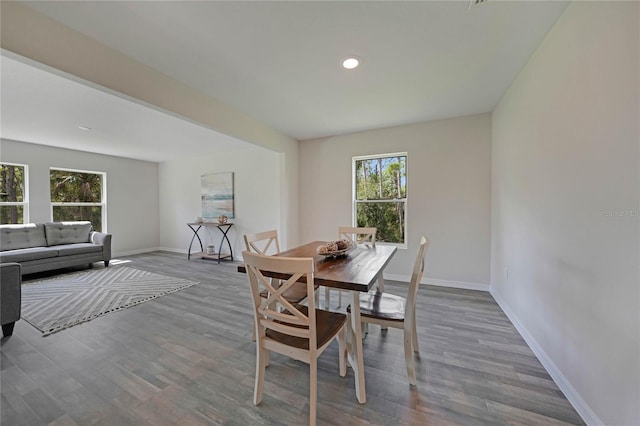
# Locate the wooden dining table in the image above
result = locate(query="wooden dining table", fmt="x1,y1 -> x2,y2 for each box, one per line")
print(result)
239,240 -> 397,404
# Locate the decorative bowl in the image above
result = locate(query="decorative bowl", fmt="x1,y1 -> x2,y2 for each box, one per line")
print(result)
316,240 -> 354,258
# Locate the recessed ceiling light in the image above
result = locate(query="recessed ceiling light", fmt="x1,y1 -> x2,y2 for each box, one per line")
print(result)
78,126 -> 91,131
342,57 -> 360,70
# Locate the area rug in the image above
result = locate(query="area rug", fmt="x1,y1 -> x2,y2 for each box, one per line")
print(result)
21,266 -> 198,336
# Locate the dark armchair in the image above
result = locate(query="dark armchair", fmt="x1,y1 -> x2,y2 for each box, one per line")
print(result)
1,262 -> 21,337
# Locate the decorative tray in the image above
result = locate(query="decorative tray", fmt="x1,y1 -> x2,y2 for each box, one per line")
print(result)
316,240 -> 354,258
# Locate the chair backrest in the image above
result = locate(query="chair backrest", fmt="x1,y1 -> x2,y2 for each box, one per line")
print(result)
338,226 -> 376,246
405,236 -> 429,323
243,251 -> 318,350
244,230 -> 281,255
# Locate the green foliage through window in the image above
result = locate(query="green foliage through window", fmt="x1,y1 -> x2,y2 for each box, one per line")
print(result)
354,154 -> 407,244
50,169 -> 105,231
0,163 -> 27,224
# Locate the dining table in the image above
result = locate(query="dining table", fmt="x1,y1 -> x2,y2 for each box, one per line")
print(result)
238,240 -> 397,404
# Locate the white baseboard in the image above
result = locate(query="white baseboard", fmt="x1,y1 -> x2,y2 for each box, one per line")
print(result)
157,247 -> 186,254
113,247 -> 161,257
490,289 -> 601,426
384,273 -> 489,292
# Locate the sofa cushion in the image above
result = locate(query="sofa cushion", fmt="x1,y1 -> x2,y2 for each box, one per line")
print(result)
0,224 -> 47,251
56,243 -> 103,256
44,222 -> 92,246
0,247 -> 59,263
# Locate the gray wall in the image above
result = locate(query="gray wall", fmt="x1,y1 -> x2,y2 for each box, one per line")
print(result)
0,139 -> 160,255
491,2 -> 639,424
299,113 -> 492,288
158,147 -> 282,259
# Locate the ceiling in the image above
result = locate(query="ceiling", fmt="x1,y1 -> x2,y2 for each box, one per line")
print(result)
1,55 -> 256,162
2,1 -> 569,162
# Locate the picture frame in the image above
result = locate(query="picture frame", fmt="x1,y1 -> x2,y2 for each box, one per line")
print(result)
201,172 -> 234,220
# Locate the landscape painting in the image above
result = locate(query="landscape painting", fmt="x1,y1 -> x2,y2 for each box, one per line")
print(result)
201,172 -> 234,220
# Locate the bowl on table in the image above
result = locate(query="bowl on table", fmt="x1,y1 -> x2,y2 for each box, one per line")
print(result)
316,240 -> 354,258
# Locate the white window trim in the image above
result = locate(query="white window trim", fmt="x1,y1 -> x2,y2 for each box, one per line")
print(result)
49,167 -> 107,232
0,162 -> 29,224
352,152 -> 408,249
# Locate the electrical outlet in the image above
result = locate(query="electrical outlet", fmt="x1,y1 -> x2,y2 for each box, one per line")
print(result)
504,267 -> 509,282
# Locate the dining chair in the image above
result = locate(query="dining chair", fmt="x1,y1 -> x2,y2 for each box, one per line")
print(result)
347,236 -> 429,386
243,251 -> 347,426
325,226 -> 377,309
243,230 -> 319,340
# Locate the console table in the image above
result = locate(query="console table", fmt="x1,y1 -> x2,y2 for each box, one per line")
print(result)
187,222 -> 234,263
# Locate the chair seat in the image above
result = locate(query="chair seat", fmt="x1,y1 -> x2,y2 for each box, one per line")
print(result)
259,283 -> 318,304
266,305 -> 347,350
347,290 -> 406,322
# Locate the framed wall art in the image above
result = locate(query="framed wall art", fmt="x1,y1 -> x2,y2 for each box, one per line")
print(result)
201,172 -> 234,220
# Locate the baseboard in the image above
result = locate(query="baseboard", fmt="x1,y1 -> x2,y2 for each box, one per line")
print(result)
157,247 -> 186,254
113,247 -> 161,257
490,289 -> 602,426
384,273 -> 490,292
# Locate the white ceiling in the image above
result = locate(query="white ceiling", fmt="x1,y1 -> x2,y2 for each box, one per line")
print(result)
2,1 -> 569,161
1,55 -> 256,162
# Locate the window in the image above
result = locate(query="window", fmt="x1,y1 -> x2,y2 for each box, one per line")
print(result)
50,168 -> 106,232
0,163 -> 28,224
353,153 -> 407,246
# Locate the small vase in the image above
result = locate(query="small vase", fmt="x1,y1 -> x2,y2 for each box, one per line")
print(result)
218,215 -> 228,224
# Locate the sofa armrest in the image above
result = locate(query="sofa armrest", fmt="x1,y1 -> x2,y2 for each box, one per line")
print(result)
1,262 -> 22,327
90,231 -> 112,262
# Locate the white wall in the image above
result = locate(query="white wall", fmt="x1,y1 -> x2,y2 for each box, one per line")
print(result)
1,1 -> 300,251
0,139 -> 159,255
158,147 -> 281,259
491,2 -> 639,425
300,114 -> 492,288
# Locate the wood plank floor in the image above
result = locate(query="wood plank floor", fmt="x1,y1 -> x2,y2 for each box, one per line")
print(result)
1,251 -> 585,425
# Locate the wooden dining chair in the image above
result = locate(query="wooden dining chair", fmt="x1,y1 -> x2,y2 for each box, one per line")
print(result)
347,236 -> 429,386
325,226 -> 377,309
244,229 -> 281,256
243,251 -> 347,426
244,230 -> 319,340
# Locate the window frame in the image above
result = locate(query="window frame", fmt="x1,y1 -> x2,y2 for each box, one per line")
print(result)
352,152 -> 408,248
49,167 -> 107,232
0,162 -> 29,224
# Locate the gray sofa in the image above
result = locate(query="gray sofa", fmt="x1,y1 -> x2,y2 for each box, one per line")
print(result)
0,221 -> 112,275
0,262 -> 21,337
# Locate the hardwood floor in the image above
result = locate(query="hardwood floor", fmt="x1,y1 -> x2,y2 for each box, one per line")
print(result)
1,251 -> 584,425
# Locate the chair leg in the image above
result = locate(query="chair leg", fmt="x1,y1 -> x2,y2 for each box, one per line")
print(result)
412,312 -> 419,354
324,287 -> 331,309
377,276 -> 388,333
309,358 -> 318,426
2,322 -> 15,337
338,327 -> 346,377
314,288 -> 320,309
254,341 -> 267,404
404,326 -> 417,386
337,290 -> 342,308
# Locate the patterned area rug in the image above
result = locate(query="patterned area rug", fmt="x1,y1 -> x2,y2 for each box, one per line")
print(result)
21,266 -> 198,336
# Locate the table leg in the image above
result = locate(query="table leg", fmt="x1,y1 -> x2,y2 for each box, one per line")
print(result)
216,224 -> 234,263
348,291 -> 366,404
187,224 -> 204,260
377,275 -> 388,333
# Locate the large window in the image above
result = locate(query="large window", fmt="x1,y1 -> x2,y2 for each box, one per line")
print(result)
0,163 -> 28,224
353,153 -> 407,246
50,168 -> 106,232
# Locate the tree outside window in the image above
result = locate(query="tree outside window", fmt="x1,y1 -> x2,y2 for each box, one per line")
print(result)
0,163 -> 28,224
353,153 -> 407,245
50,169 -> 106,232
